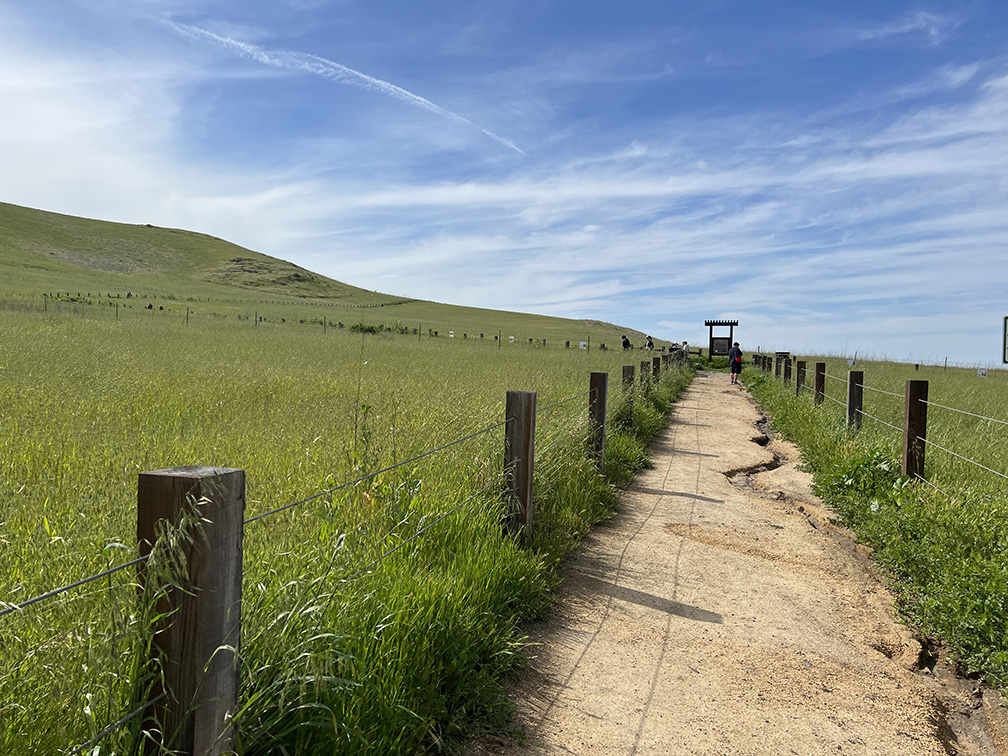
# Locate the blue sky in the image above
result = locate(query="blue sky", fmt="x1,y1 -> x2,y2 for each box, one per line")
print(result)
2,1 -> 1007,364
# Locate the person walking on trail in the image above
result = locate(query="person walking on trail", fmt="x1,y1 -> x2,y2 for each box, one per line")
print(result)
728,341 -> 743,384
622,335 -> 632,351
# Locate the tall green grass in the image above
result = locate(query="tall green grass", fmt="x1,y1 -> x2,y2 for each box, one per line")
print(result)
0,309 -> 692,755
746,359 -> 1008,686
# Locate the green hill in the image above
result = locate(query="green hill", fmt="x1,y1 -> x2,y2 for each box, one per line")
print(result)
0,201 -> 655,347
0,201 -> 383,301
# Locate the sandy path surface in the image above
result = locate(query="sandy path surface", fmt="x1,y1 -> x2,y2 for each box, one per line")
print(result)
468,372 -> 1005,756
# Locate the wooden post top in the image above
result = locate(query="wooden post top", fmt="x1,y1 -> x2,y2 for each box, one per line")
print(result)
141,466 -> 242,478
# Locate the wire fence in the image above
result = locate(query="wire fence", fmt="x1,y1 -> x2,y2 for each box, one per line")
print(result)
0,555 -> 150,620
756,354 -> 1008,488
857,408 -> 904,434
862,383 -> 904,399
66,691 -> 167,756
4,342 -> 694,755
917,435 -> 1008,481
922,400 -> 1008,427
244,418 -> 510,526
4,378 -> 617,623
343,472 -> 509,583
536,389 -> 593,415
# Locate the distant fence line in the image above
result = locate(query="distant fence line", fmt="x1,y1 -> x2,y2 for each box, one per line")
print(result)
4,351 -> 689,756
22,293 -> 693,354
751,352 -> 1008,487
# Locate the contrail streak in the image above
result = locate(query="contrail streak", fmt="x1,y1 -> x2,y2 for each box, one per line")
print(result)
169,21 -> 524,155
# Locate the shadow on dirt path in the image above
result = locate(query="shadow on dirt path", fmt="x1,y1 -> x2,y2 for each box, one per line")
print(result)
466,372 -> 1006,756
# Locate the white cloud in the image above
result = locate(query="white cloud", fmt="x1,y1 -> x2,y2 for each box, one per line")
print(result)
1,7 -> 1006,364
847,11 -> 961,47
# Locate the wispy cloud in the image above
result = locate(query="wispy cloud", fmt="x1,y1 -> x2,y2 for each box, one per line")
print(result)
2,2 -> 1007,363
847,11 -> 961,47
167,21 -> 525,155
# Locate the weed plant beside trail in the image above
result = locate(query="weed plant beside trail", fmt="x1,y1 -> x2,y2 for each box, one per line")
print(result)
0,309 -> 693,755
745,360 -> 1008,688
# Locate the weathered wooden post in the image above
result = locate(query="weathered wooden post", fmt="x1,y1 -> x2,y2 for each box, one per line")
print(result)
903,380 -> 928,480
622,365 -> 635,390
640,360 -> 650,385
775,355 -> 782,379
814,362 -> 826,406
137,467 -> 245,756
783,357 -> 792,385
796,361 -> 806,397
589,373 -> 608,471
505,391 -> 537,542
652,356 -> 661,382
847,370 -> 864,429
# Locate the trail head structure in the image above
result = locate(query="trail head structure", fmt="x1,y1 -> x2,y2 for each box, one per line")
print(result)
705,319 -> 739,358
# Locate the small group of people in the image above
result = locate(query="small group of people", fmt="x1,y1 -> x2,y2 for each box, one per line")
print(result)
621,334 -> 655,351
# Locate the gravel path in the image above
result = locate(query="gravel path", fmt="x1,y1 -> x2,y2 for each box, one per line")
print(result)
468,372 -> 1006,756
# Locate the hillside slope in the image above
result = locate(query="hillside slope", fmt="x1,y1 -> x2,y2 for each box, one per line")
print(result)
0,202 -> 386,301
0,202 -> 654,346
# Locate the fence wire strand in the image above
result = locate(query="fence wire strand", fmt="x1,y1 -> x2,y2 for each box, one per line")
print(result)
65,691 -> 167,756
916,435 -> 1008,481
245,419 -> 509,525
536,390 -> 592,415
862,384 -> 904,399
914,473 -> 954,499
921,400 -> 1008,427
824,372 -> 848,384
822,392 -> 846,408
344,473 -> 507,582
0,555 -> 150,620
858,409 -> 903,434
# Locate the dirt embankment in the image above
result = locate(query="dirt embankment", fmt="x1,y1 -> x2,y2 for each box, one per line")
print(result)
467,372 -> 1007,756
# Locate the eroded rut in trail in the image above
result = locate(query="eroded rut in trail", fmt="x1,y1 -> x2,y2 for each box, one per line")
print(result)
721,408 -> 1008,756
467,373 -> 1006,756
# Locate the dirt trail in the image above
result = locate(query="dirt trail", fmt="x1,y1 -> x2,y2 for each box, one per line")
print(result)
468,372 -> 1006,756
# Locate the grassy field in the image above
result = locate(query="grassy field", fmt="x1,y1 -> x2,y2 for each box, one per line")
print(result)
0,297 -> 691,754
0,201 -> 658,351
744,356 -> 1008,687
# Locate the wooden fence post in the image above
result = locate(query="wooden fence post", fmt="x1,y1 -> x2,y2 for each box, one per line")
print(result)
847,370 -> 864,429
505,391 -> 537,542
640,360 -> 650,385
903,380 -> 928,480
775,356 -> 782,379
137,467 -> 244,756
814,362 -> 825,406
783,357 -> 792,385
796,360 -> 806,397
622,365 -> 635,390
651,356 -> 660,382
589,372 -> 608,471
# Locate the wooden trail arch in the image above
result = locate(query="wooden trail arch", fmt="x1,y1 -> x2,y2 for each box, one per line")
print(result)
705,319 -> 739,357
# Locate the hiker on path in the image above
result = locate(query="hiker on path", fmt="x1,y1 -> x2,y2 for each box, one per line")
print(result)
728,341 -> 743,384
622,335 -> 632,351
